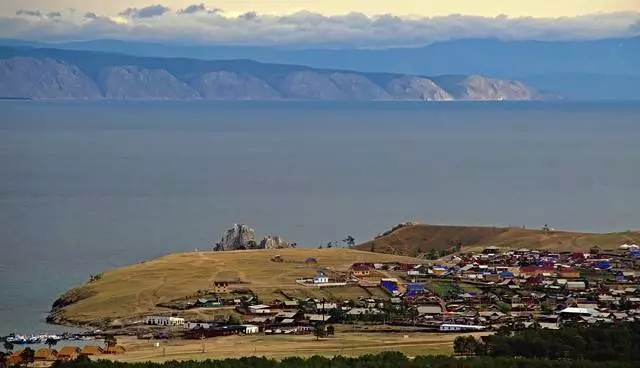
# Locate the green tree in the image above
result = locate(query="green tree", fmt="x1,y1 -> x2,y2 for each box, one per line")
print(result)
227,314 -> 242,325
343,236 -> 355,247
103,335 -> 117,350
326,325 -> 335,336
3,341 -> 13,354
45,337 -> 58,349
0,351 -> 8,368
19,347 -> 35,367
313,324 -> 327,340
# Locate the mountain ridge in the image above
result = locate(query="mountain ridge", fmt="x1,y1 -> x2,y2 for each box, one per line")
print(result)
4,37 -> 636,99
0,46 -> 542,101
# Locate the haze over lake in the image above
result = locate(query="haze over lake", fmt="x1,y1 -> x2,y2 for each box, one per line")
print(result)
1,100 -> 640,334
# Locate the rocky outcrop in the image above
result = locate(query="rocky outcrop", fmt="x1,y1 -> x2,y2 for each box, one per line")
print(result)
433,75 -> 539,100
98,66 -> 199,100
189,71 -> 281,100
214,224 -> 256,251
259,235 -> 292,249
386,76 -> 453,101
0,57 -> 102,99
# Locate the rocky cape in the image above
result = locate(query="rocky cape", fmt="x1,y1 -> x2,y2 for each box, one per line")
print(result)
214,224 -> 294,251
0,46 -> 542,101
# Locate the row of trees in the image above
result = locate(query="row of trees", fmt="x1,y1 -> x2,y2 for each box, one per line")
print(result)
453,322 -> 640,361
39,351 -> 640,368
319,235 -> 356,249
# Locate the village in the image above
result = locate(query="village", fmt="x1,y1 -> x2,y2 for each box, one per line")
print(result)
4,242 -> 640,366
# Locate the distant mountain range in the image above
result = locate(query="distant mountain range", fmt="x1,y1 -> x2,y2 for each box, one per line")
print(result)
0,46 -> 540,101
2,37 -> 638,100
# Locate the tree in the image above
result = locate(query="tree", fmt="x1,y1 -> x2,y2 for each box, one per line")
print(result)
75,354 -> 92,364
45,337 -> 58,349
227,314 -> 242,325
19,348 -> 35,367
343,236 -> 355,248
313,324 -> 327,340
326,325 -> 335,336
104,335 -> 117,350
2,341 -> 13,354
0,351 -> 8,368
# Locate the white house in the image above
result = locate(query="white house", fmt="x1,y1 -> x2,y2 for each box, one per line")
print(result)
240,324 -> 259,334
248,304 -> 272,314
145,316 -> 185,326
313,271 -> 329,284
186,321 -> 217,330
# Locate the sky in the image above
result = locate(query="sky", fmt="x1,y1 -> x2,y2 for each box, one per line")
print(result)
1,1 -> 640,46
2,1 -> 640,17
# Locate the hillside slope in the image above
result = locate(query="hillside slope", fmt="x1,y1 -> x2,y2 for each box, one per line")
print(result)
48,248 -> 421,327
357,224 -> 640,256
0,46 -> 540,101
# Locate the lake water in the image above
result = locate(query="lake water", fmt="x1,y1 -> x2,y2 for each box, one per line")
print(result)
1,100 -> 640,335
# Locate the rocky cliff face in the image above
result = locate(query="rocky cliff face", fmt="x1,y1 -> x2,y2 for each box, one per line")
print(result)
433,75 -> 539,100
0,49 -> 544,101
386,76 -> 453,101
214,224 -> 256,251
98,66 -> 199,100
189,71 -> 281,100
0,57 -> 102,99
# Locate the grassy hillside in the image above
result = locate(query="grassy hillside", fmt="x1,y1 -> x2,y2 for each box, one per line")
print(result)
52,248 -> 421,327
357,224 -> 640,256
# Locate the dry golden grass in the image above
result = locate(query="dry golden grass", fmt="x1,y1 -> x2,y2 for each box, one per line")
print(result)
106,332 -> 486,362
59,248 -> 422,325
358,224 -> 640,256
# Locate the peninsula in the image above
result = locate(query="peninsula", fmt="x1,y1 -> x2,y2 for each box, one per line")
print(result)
0,46 -> 541,101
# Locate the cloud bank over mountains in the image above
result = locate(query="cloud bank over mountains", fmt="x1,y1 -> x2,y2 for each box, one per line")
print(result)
4,3 -> 640,47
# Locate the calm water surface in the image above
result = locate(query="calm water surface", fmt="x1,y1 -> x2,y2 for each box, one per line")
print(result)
1,101 -> 639,334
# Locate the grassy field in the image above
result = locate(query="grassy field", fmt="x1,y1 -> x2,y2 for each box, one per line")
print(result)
106,331 -> 489,362
358,224 -> 640,256
56,248 -> 424,326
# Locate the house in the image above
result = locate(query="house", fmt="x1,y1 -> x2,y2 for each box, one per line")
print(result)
380,278 -> 399,295
316,302 -> 338,310
558,268 -> 581,279
566,281 -> 587,291
417,305 -> 443,316
275,311 -> 305,324
350,264 -> 372,277
80,346 -> 104,356
313,271 -> 329,284
305,313 -> 332,323
104,345 -> 126,355
519,265 -> 556,278
186,320 -> 220,330
34,348 -> 58,361
240,324 -> 260,334
57,347 -> 82,361
212,281 -> 230,293
283,300 -> 299,308
194,298 -> 222,308
7,353 -> 24,366
482,246 -> 500,255
248,304 -> 273,314
144,316 -> 186,326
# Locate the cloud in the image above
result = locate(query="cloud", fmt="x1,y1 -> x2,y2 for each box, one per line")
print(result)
119,5 -> 170,19
15,9 -> 42,17
238,11 -> 258,21
2,10 -> 640,47
177,3 -> 222,15
46,12 -> 62,19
